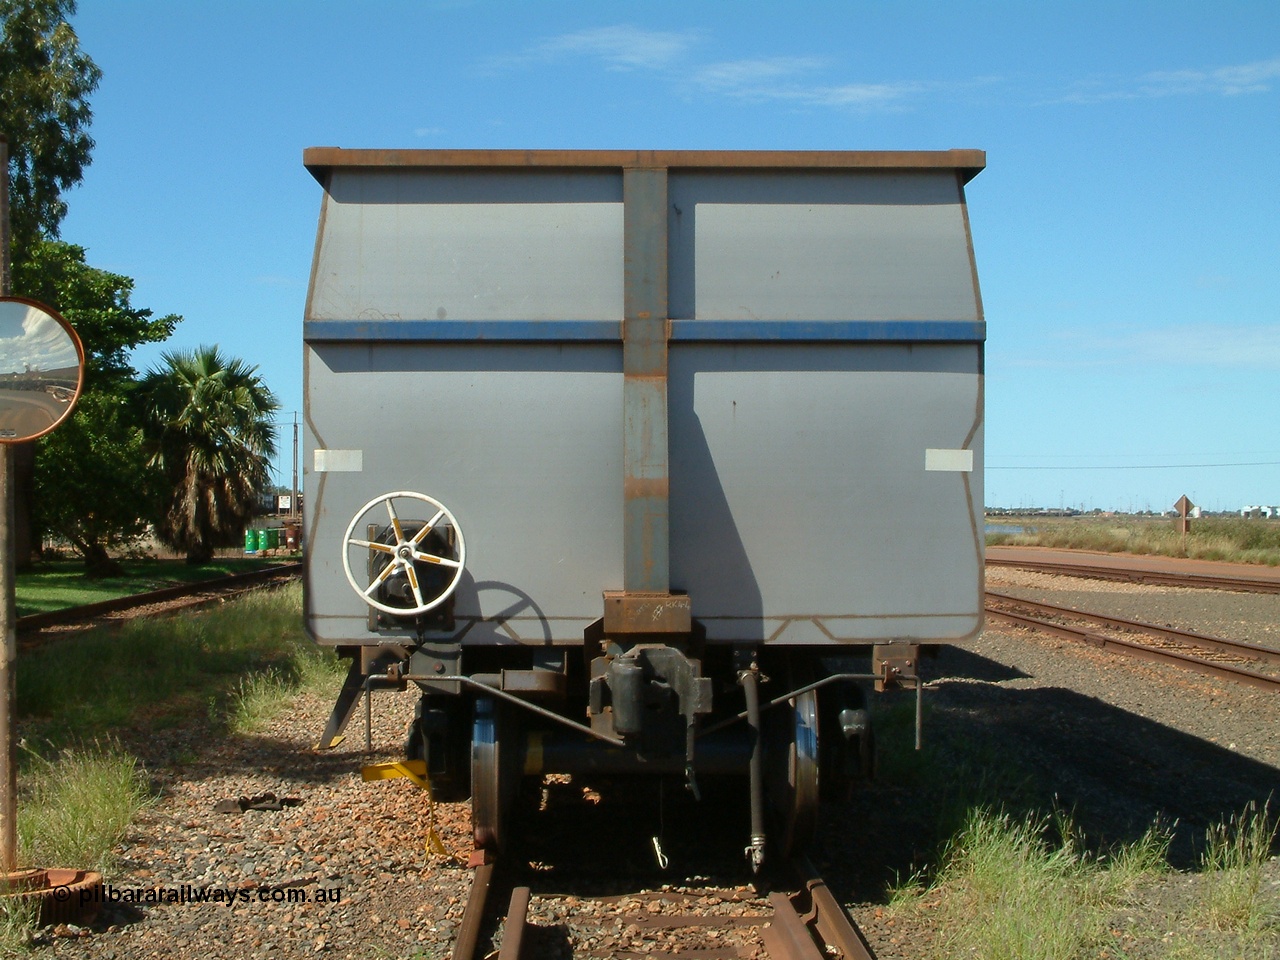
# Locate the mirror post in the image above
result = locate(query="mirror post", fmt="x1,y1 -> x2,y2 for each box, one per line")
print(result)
0,131 -> 18,875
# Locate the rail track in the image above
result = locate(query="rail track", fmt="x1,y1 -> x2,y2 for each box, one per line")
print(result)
15,562 -> 302,639
984,591 -> 1280,693
451,855 -> 876,960
985,557 -> 1280,594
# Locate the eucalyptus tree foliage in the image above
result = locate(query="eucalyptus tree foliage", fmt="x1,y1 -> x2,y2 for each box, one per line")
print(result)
1,0 -> 102,567
140,346 -> 279,565
18,240 -> 180,574
0,0 -> 101,256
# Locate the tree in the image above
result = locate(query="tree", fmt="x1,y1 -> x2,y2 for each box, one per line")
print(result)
2,0 -> 102,566
16,239 -> 180,574
139,346 -> 278,565
0,0 -> 101,256
34,390 -> 153,574
13,239 -> 179,385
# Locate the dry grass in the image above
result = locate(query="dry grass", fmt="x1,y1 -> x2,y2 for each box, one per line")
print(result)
986,515 -> 1280,566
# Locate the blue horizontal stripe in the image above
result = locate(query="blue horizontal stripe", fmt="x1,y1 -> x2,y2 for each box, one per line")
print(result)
670,320 -> 986,342
305,318 -> 985,343
305,320 -> 623,341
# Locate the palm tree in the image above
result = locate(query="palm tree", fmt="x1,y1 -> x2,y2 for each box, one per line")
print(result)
139,345 -> 279,564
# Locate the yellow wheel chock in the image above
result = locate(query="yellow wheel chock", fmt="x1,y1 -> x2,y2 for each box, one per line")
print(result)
361,760 -> 450,857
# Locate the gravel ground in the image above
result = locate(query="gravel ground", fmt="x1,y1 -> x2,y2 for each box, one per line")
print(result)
40,687 -> 477,959
31,567 -> 1280,959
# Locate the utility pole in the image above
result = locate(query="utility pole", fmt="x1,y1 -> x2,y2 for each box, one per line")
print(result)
0,132 -> 17,874
291,412 -> 299,520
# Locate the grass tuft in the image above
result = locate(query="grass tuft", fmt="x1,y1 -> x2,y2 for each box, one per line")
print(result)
1200,800 -> 1278,933
228,668 -> 292,734
925,807 -> 1097,960
1099,817 -> 1174,900
17,741 -> 153,874
0,897 -> 38,958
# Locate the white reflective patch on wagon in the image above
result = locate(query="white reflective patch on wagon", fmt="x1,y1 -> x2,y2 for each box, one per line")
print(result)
314,448 -> 363,472
925,448 -> 973,472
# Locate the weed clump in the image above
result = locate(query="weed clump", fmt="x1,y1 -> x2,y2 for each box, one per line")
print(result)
17,741 -> 153,874
1200,800 -> 1278,933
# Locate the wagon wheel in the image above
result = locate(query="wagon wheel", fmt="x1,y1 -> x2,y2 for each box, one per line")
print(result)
341,490 -> 466,616
471,696 -> 521,852
765,680 -> 820,858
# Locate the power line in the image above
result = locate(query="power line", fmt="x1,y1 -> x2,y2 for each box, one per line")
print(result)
988,461 -> 1280,471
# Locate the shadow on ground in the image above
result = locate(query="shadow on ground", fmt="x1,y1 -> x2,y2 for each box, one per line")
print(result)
818,647 -> 1280,904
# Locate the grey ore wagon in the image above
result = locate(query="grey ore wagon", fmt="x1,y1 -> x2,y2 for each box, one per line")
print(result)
301,148 -> 985,865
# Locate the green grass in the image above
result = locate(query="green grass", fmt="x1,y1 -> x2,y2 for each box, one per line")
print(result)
17,582 -> 342,742
1098,817 -> 1174,899
874,699 -> 1277,958
1200,801 -> 1278,933
916,808 -> 1101,960
985,515 -> 1280,565
0,898 -> 38,958
17,741 -> 153,873
14,555 -> 296,617
892,806 -> 1276,960
228,645 -> 345,734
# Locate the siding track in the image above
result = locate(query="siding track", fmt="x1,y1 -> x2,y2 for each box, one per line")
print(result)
452,856 -> 876,960
984,591 -> 1280,693
985,556 -> 1280,594
16,562 -> 302,639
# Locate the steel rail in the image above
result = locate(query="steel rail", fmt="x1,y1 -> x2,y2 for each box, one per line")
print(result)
984,606 -> 1280,693
451,860 -> 496,960
451,858 -> 879,959
15,562 -> 302,633
986,558 -> 1280,595
495,886 -> 530,960
986,591 -> 1280,666
761,856 -> 877,960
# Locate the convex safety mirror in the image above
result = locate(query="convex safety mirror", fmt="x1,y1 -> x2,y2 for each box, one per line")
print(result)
0,297 -> 84,442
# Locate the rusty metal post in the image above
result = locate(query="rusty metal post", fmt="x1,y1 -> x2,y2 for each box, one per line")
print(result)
621,167 -> 670,595
605,165 -> 692,638
0,131 -> 19,874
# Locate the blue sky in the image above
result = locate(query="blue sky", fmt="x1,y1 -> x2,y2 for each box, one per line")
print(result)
54,1 -> 1279,512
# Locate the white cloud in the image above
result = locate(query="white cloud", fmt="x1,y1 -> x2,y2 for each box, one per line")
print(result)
1057,56 -> 1280,103
692,57 -> 926,110
805,82 -> 925,109
1139,57 -> 1280,97
1132,324 -> 1280,369
1073,323 -> 1280,369
487,25 -> 985,112
496,25 -> 696,72
998,322 -> 1280,372
694,57 -> 827,93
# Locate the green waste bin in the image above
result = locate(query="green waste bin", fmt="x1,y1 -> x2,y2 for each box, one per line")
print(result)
245,529 -> 259,553
266,528 -> 280,550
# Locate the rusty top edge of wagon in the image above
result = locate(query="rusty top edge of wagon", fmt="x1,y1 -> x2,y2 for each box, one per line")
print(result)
303,147 -> 986,183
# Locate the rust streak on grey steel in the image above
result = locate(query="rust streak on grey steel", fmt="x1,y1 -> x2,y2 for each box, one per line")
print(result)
622,167 -> 671,594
